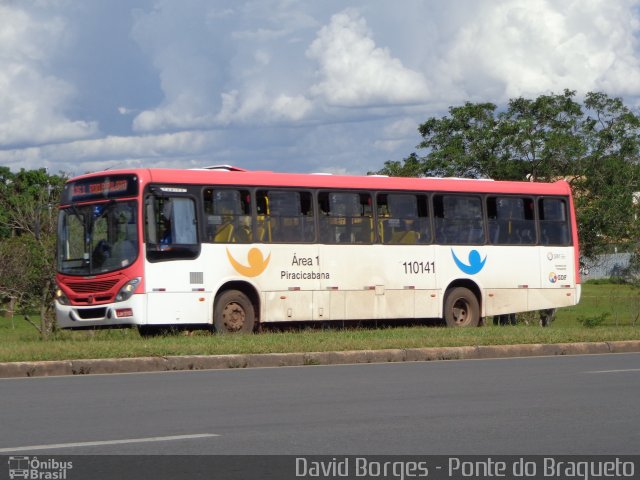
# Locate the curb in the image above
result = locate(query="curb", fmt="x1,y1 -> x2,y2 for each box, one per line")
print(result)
1,340 -> 639,378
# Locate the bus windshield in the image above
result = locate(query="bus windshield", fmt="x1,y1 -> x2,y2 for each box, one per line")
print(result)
57,200 -> 138,275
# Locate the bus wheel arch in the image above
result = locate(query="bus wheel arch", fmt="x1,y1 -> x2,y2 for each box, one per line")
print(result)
213,282 -> 260,333
443,280 -> 482,327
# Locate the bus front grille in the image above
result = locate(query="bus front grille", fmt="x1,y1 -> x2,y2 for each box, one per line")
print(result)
67,279 -> 119,294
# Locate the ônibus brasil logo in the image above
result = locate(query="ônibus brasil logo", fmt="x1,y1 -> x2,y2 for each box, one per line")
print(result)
226,247 -> 271,277
451,249 -> 487,275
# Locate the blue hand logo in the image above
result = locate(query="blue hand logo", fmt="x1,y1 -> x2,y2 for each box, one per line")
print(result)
451,249 -> 487,275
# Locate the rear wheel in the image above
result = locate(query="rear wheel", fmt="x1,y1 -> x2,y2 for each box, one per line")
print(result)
213,290 -> 256,333
444,287 -> 480,327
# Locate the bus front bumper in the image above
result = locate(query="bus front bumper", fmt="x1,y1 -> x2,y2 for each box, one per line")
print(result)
56,294 -> 146,329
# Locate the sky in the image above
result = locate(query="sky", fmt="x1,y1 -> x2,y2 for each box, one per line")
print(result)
1,0 -> 640,177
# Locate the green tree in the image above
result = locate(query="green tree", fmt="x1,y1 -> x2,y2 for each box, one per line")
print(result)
0,168 -> 67,336
373,90 -> 640,262
498,89 -> 585,181
577,92 -> 640,259
416,101 -> 501,178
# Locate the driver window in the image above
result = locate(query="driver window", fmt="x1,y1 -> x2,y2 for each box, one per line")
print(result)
145,194 -> 200,261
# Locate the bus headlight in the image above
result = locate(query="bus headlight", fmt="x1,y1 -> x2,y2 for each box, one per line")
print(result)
115,277 -> 141,302
55,288 -> 70,306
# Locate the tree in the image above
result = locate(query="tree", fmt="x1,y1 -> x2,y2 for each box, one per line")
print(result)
416,102 -> 501,178
577,92 -> 640,259
0,168 -> 67,337
498,90 -> 585,181
373,90 -> 640,261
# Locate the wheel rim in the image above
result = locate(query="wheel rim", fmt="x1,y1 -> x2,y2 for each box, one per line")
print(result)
221,301 -> 245,332
452,298 -> 470,325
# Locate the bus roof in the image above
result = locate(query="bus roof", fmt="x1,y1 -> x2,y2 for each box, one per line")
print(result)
67,167 -> 573,197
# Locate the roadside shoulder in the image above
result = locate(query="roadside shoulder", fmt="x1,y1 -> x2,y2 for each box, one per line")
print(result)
1,340 -> 639,378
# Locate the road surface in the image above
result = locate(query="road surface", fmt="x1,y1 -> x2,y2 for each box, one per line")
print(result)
1,353 -> 638,455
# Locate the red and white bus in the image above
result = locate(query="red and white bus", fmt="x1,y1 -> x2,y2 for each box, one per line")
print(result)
55,166 -> 580,332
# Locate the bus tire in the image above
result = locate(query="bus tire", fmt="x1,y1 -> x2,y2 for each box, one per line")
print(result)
444,287 -> 480,327
214,290 -> 256,333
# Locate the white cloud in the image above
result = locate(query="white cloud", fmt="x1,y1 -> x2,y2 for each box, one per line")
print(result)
130,0 -> 318,132
306,9 -> 430,107
0,5 -> 97,146
1,1 -> 639,177
436,0 -> 640,101
215,89 -> 312,125
118,106 -> 137,115
130,1 -> 225,132
0,131 -> 222,173
271,94 -> 313,121
383,118 -> 419,139
374,117 -> 421,152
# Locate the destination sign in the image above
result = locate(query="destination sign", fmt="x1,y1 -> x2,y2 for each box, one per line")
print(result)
62,175 -> 138,203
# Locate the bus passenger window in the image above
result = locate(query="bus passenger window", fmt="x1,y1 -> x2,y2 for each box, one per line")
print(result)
319,191 -> 372,244
487,197 -> 535,245
434,195 -> 484,245
256,190 -> 314,243
539,198 -> 570,245
377,193 -> 431,244
203,189 -> 252,243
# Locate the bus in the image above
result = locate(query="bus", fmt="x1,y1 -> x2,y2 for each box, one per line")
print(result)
55,166 -> 580,333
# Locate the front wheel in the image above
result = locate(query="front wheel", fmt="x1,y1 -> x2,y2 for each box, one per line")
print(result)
213,290 -> 256,333
444,287 -> 480,327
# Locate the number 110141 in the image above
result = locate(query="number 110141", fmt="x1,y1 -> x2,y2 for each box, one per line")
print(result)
403,261 -> 436,274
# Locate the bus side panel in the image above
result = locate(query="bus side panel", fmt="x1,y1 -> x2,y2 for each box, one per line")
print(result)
223,244 -> 319,323
527,288 -> 579,310
485,289 -> 528,316
436,245 -> 541,317
144,259 -> 211,325
529,246 -> 579,310
263,290 -> 313,321
312,290 -> 345,321
538,246 -> 576,288
317,244 -> 439,320
318,244 -> 377,319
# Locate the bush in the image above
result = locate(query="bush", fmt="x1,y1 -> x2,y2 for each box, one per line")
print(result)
579,312 -> 610,328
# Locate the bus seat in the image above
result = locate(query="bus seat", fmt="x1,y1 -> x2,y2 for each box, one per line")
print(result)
390,230 -> 419,244
255,215 -> 269,242
214,223 -> 234,243
233,225 -> 252,243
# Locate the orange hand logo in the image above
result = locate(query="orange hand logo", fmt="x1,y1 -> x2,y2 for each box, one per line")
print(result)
226,247 -> 271,277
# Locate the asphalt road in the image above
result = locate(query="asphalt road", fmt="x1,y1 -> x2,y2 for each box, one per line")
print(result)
1,353 -> 639,455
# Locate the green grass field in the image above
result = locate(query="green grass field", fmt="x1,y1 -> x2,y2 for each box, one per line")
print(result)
1,283 -> 638,362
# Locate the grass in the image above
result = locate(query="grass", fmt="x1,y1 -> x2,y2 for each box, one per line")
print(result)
557,283 -> 640,326
1,282 -> 639,363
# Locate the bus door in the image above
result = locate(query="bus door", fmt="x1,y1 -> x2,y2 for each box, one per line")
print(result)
144,190 -> 210,325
